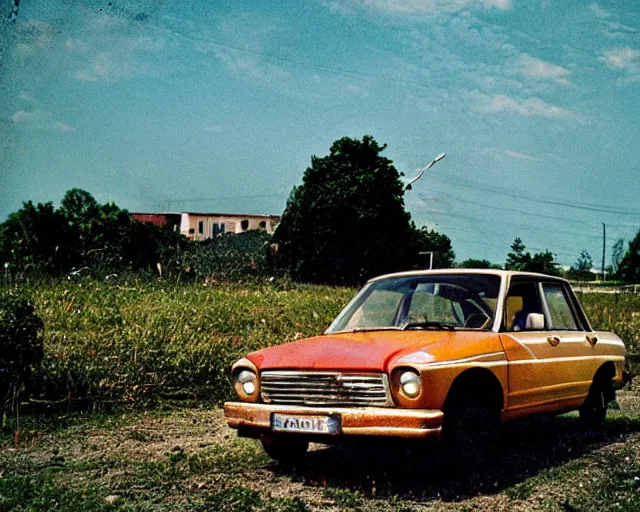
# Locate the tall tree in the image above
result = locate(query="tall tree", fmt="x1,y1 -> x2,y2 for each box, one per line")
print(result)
618,230 -> 640,284
572,250 -> 593,272
505,237 -> 531,270
504,237 -> 558,275
411,227 -> 455,269
458,258 -> 492,269
0,201 -> 68,274
273,135 -> 418,284
612,238 -> 625,276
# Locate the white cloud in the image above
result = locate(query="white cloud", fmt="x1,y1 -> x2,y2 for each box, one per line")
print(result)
483,94 -> 577,121
590,3 -> 609,19
589,4 -> 637,38
324,0 -> 511,16
204,124 -> 223,134
13,19 -> 54,57
517,53 -> 572,86
72,38 -> 160,82
600,47 -> 640,81
18,91 -> 37,103
504,150 -> 542,162
11,110 -> 42,122
69,9 -> 166,83
53,122 -> 77,134
601,47 -> 640,69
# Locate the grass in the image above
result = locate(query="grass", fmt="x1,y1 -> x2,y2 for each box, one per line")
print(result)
1,277 -> 355,407
1,278 -> 637,410
1,279 -> 640,510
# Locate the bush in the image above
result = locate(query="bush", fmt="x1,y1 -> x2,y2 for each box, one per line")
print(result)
0,294 -> 44,411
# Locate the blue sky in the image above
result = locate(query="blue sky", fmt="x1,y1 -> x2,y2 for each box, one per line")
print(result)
1,0 -> 639,266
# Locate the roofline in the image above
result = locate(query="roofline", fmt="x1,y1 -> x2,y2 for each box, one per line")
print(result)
132,212 -> 182,216
180,212 -> 281,218
368,268 -> 570,285
132,212 -> 280,218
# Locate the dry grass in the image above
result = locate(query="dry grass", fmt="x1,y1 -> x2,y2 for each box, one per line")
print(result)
3,391 -> 640,511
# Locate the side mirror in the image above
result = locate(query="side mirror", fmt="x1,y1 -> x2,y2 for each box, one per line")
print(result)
525,313 -> 545,330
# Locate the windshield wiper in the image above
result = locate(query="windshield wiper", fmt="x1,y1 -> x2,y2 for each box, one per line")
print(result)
402,321 -> 456,331
348,327 -> 402,333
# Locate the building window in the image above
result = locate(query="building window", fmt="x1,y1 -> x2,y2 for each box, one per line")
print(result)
213,223 -> 226,236
241,219 -> 249,231
188,228 -> 195,234
198,221 -> 204,234
259,221 -> 267,229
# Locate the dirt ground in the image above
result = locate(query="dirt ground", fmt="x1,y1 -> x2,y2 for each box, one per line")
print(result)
3,391 -> 640,511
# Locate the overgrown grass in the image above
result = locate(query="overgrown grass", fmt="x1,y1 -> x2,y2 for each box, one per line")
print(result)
0,279 -> 637,410
0,278 -> 354,407
581,292 -> 640,355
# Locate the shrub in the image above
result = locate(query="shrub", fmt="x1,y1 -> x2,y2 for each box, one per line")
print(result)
0,294 -> 44,411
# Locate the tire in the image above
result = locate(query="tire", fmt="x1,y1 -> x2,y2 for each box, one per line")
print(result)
442,387 -> 500,461
580,378 -> 608,427
260,434 -> 309,463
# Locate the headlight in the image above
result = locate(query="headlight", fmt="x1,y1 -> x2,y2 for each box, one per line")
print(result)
234,369 -> 258,401
399,371 -> 421,398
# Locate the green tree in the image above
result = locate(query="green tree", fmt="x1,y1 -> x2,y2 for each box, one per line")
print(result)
529,249 -> 559,275
572,250 -> 593,272
618,229 -> 640,284
612,238 -> 625,276
0,189 -> 184,277
504,238 -> 558,275
273,135 -> 417,284
0,200 -> 68,274
411,227 -> 455,269
566,249 -> 595,281
458,258 -> 492,269
505,237 -> 531,270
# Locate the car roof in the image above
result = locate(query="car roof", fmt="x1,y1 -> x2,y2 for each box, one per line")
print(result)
368,268 -> 570,285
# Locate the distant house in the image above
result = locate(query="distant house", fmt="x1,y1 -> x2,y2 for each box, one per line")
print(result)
132,212 -> 280,241
132,213 -> 182,232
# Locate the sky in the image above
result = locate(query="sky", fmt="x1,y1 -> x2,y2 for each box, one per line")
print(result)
1,0 -> 639,267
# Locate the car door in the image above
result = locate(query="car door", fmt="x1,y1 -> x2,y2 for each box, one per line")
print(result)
499,277 -> 590,415
539,281 -> 594,399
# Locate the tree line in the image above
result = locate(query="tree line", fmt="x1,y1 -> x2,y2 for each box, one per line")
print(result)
1,135 -> 639,285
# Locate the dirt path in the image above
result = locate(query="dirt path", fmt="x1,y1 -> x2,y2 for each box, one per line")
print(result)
2,395 -> 640,511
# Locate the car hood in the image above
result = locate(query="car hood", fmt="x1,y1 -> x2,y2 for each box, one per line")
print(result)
246,330 -> 499,372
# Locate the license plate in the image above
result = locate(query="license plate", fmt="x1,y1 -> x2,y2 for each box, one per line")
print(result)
271,413 -> 341,434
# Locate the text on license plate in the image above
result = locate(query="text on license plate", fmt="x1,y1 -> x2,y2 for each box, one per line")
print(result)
271,413 -> 341,434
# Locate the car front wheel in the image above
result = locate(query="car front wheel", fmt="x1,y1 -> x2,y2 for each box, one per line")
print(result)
260,434 -> 309,463
442,387 -> 499,460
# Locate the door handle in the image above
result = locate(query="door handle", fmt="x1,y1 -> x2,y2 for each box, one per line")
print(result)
547,336 -> 560,347
586,335 -> 598,346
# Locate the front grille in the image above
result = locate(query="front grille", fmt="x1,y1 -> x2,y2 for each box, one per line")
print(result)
260,371 -> 392,407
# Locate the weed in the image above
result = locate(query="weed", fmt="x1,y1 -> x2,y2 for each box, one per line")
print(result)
323,487 -> 364,508
200,486 -> 263,512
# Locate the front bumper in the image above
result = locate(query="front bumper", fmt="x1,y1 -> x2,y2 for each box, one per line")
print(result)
224,402 -> 444,439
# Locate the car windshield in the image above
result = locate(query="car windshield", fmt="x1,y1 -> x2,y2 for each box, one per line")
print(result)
326,273 -> 502,333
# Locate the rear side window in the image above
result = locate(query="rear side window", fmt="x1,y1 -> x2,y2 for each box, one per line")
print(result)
542,284 -> 579,330
503,280 -> 544,331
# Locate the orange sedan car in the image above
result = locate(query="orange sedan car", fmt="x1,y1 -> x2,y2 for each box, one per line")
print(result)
224,270 -> 626,461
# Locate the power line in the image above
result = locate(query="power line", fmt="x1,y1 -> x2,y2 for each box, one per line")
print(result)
436,177 -> 640,216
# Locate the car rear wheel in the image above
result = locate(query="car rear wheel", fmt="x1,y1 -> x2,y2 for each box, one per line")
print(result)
260,434 -> 309,463
580,378 -> 608,427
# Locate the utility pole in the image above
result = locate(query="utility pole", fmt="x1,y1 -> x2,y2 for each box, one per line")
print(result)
602,223 -> 606,281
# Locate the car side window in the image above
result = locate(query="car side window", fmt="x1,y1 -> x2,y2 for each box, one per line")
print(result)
542,284 -> 579,330
504,280 -> 545,331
